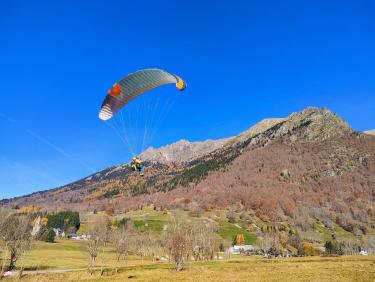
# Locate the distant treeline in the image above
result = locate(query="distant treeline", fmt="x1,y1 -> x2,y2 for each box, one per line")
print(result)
47,211 -> 80,232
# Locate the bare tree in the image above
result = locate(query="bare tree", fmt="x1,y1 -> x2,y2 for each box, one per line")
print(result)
150,234 -> 166,262
364,236 -> 375,254
86,215 -> 111,275
141,231 -> 164,263
87,233 -> 100,274
131,230 -> 156,264
288,232 -> 304,256
256,232 -> 280,257
169,232 -> 188,271
111,223 -> 133,273
0,213 -> 33,278
337,238 -> 361,255
191,220 -> 221,261
0,209 -> 11,277
188,201 -> 203,217
165,211 -> 192,271
226,207 -> 236,223
223,239 -> 232,259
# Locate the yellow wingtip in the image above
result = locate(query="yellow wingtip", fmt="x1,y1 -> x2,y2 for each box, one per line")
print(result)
176,78 -> 186,91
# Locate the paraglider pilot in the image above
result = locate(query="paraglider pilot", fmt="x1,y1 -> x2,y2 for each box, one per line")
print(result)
131,157 -> 144,176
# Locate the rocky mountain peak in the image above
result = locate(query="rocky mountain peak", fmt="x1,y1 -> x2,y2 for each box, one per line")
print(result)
141,107 -> 353,164
237,118 -> 287,141
284,107 -> 353,141
245,107 -> 353,145
141,138 -> 229,164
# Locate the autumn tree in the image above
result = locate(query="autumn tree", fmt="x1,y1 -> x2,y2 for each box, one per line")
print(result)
235,234 -> 245,245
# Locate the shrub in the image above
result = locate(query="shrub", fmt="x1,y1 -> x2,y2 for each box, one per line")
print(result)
102,189 -> 120,199
41,228 -> 56,243
324,241 -> 338,255
105,207 -> 115,216
226,208 -> 236,223
118,217 -> 131,227
188,201 -> 204,217
302,242 -> 318,256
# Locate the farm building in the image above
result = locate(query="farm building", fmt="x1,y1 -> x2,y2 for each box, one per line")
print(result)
229,245 -> 255,254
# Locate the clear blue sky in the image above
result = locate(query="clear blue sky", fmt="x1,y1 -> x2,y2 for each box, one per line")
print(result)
1,0 -> 374,199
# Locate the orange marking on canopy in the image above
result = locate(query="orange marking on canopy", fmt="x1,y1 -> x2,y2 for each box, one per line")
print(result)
108,83 -> 122,97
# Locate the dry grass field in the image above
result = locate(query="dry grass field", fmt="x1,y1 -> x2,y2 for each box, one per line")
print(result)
5,255 -> 375,282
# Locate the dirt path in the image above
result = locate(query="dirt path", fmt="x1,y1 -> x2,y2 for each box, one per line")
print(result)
23,268 -> 87,274
6,267 -> 88,277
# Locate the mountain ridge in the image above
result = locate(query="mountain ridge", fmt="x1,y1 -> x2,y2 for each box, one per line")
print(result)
1,107 -> 374,238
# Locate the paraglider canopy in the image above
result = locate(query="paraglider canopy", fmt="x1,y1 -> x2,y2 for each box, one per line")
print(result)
98,68 -> 187,158
99,68 -> 186,121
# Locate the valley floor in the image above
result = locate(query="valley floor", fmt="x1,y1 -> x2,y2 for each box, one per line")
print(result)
6,255 -> 375,282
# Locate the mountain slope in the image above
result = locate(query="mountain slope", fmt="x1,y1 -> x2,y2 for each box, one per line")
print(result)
1,107 -> 374,236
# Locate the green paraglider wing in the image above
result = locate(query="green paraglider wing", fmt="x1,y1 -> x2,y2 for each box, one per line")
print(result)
99,68 -> 186,121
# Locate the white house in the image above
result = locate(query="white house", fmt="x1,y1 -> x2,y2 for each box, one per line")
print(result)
229,245 -> 255,254
53,228 -> 65,237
